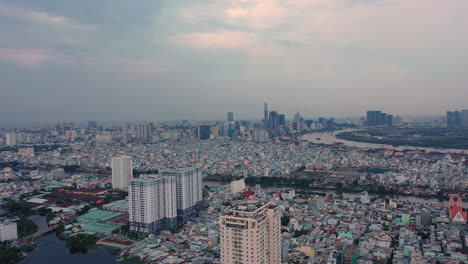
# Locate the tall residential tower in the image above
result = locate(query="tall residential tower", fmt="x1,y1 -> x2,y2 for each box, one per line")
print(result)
159,167 -> 203,225
129,175 -> 177,234
111,156 -> 133,189
220,202 -> 281,264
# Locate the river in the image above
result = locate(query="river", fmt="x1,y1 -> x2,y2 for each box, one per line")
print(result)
20,216 -> 122,264
300,130 -> 468,154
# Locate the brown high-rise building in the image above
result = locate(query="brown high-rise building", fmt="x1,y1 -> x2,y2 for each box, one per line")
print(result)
220,202 -> 281,264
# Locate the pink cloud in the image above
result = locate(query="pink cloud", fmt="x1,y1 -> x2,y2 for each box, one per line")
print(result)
169,30 -> 258,49
0,48 -> 52,67
225,8 -> 249,19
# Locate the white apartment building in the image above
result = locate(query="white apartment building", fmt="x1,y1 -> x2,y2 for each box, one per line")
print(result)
6,133 -> 16,146
220,202 -> 282,264
230,179 -> 246,194
112,156 -> 133,189
129,175 -> 177,234
0,220 -> 18,241
159,166 -> 203,224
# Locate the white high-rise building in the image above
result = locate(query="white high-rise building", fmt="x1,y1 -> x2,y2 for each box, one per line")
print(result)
220,202 -> 282,264
0,220 -> 18,241
6,133 -> 16,146
129,175 -> 177,234
230,179 -> 246,194
159,166 -> 203,225
111,156 -> 133,189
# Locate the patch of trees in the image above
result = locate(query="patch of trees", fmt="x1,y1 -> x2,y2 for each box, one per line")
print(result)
67,234 -> 98,254
16,218 -> 38,237
0,244 -> 23,264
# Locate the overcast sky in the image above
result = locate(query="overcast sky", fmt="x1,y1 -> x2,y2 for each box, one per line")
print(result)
1,0 -> 467,126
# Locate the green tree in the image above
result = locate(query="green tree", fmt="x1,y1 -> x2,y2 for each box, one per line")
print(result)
281,215 -> 290,226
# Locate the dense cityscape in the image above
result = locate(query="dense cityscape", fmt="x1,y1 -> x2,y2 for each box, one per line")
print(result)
2,1 -> 468,264
0,105 -> 468,264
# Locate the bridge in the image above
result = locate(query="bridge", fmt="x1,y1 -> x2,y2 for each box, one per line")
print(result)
24,224 -> 59,240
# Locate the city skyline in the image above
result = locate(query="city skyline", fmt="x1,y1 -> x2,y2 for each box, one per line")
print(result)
1,0 -> 468,126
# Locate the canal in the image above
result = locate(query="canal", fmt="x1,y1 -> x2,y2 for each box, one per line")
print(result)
20,215 -> 123,264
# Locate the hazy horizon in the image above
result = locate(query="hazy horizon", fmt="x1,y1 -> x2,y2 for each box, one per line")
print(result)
1,0 -> 468,126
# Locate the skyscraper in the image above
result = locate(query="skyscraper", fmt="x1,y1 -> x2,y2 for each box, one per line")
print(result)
462,110 -> 468,127
129,175 -> 177,234
159,167 -> 203,225
111,156 -> 133,189
269,111 -> 279,135
227,112 -> 234,121
380,112 -> 387,126
220,202 -> 281,264
264,103 -> 269,129
387,115 -> 394,127
278,114 -> 286,126
137,124 -> 152,142
366,111 -> 381,126
447,111 -> 455,128
196,125 -> 211,140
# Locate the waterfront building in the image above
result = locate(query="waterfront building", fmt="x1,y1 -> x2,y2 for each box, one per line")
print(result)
0,220 -> 18,242
230,179 -> 246,194
220,202 -> 282,264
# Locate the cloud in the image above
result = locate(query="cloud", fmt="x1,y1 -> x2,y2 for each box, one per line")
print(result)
169,30 -> 259,49
360,63 -> 411,78
316,67 -> 338,78
0,3 -> 93,31
224,8 -> 249,19
0,48 -> 55,67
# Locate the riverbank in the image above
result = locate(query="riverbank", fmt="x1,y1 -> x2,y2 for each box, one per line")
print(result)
300,130 -> 468,154
336,128 -> 468,150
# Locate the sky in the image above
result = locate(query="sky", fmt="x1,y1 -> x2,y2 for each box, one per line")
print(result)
1,0 -> 468,126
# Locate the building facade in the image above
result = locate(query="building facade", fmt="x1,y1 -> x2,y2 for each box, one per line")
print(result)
111,156 -> 133,189
220,203 -> 282,264
159,167 -> 203,225
5,133 -> 16,146
0,220 -> 18,242
129,175 -> 177,234
230,179 -> 246,194
137,124 -> 152,142
196,125 -> 211,140
227,112 -> 234,122
254,129 -> 269,143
